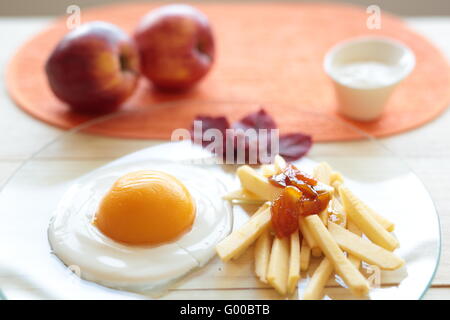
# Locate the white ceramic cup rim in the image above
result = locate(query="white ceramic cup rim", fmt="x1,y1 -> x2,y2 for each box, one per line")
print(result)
323,36 -> 416,90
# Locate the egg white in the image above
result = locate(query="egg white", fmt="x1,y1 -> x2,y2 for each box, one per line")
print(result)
48,160 -> 232,293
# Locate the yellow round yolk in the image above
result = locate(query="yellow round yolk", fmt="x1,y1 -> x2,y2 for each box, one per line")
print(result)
94,170 -> 196,245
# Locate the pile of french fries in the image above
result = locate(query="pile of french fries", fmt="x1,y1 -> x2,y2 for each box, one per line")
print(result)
216,155 -> 404,299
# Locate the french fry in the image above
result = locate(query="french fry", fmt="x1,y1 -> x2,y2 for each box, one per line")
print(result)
313,163 -> 333,226
220,158 -> 404,299
346,220 -> 362,269
305,215 -> 369,297
223,189 -> 266,204
254,202 -> 271,215
267,237 -> 290,296
216,204 -> 271,261
366,205 -> 395,232
330,171 -> 344,190
328,197 -> 347,227
300,239 -> 311,272
261,164 -> 277,177
303,258 -> 334,300
237,165 -> 282,201
328,222 -> 404,270
254,229 -> 272,283
336,184 -> 394,232
313,162 -> 332,185
303,199 -> 351,299
298,217 -> 322,257
274,154 -> 287,172
331,195 -> 356,267
312,247 -> 323,258
288,231 -> 301,294
319,210 -> 329,227
305,162 -> 334,290
303,210 -> 352,299
339,186 -> 399,251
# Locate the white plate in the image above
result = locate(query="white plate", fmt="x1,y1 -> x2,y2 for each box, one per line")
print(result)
0,106 -> 440,300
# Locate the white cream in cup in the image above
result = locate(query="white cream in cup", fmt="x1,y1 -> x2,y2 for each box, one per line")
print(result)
324,37 -> 415,121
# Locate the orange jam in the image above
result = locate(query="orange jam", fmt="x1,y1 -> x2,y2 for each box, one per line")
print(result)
269,164 -> 331,238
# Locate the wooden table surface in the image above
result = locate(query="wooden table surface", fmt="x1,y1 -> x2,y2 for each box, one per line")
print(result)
0,16 -> 449,300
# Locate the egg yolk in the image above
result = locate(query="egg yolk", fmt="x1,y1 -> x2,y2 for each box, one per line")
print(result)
94,170 -> 196,245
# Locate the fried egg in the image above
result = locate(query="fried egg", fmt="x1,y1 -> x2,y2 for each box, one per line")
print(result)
48,159 -> 231,293
94,170 -> 196,246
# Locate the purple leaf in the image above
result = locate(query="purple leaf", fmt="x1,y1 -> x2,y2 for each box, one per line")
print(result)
191,116 -> 230,149
278,133 -> 313,161
191,109 -> 313,163
232,108 -> 277,131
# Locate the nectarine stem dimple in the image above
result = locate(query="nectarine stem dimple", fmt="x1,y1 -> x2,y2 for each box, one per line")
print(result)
119,54 -> 129,72
196,41 -> 211,62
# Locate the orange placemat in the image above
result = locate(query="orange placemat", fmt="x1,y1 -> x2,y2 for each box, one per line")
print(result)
6,2 -> 450,141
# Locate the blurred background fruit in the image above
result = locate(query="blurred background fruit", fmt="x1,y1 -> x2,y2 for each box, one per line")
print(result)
45,21 -> 140,113
134,4 -> 215,91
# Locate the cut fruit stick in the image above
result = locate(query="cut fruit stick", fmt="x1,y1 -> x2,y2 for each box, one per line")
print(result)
339,186 -> 399,251
267,237 -> 290,296
300,239 -> 311,272
261,155 -> 286,177
333,196 -> 344,212
313,162 -> 332,185
328,197 -> 346,227
303,258 -> 334,300
298,217 -> 322,257
313,163 -> 333,227
288,231 -> 301,294
216,204 -> 271,262
261,164 -> 277,177
274,154 -> 287,173
237,165 -> 282,201
319,210 -> 329,227
303,207 -> 349,299
254,202 -> 271,215
223,189 -> 266,204
254,229 -> 272,283
328,222 -> 405,270
305,215 -> 369,297
330,171 -> 344,186
366,205 -> 395,232
346,220 -> 362,269
337,185 -> 394,232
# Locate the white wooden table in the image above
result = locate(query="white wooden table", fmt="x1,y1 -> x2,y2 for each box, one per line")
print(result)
0,16 -> 449,299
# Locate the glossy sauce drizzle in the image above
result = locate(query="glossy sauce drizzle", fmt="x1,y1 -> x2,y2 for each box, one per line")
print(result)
269,164 -> 331,238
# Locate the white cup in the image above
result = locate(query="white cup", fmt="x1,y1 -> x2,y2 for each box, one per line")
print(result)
324,37 -> 415,121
